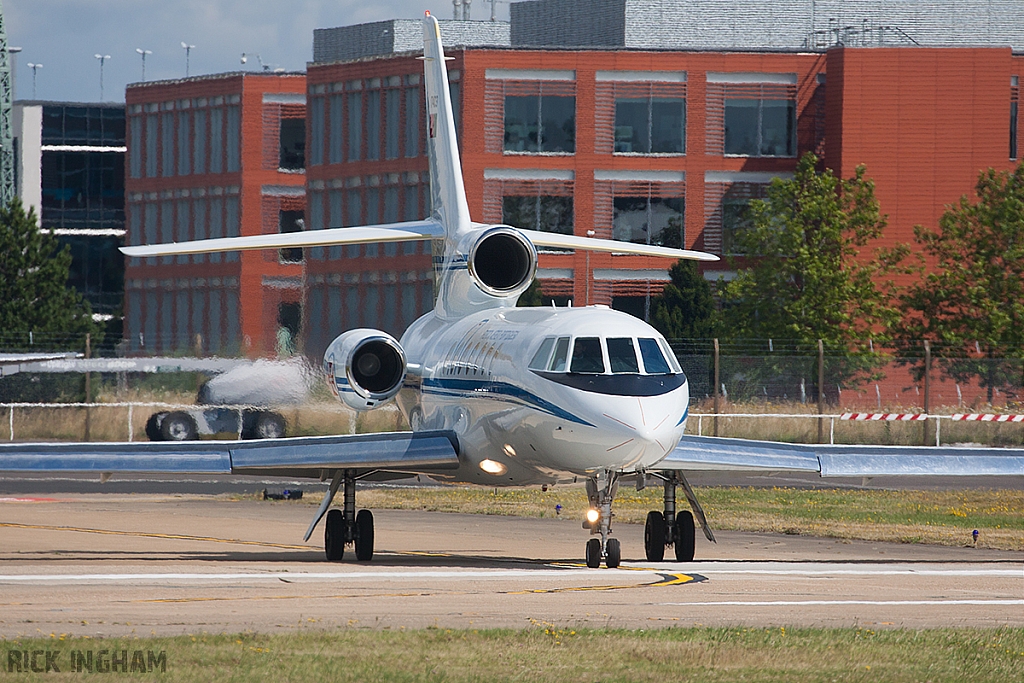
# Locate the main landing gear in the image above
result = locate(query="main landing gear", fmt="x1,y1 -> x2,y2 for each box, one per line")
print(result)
643,471 -> 716,563
312,470 -> 374,562
583,472 -> 621,568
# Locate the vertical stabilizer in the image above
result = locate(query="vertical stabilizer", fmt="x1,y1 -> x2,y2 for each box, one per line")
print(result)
423,13 -> 472,239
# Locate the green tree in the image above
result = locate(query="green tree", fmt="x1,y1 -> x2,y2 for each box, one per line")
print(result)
516,277 -> 544,307
650,259 -> 718,339
0,198 -> 97,349
898,163 -> 1024,403
719,153 -> 904,397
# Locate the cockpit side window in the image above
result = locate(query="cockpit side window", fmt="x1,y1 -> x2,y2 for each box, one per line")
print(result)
607,338 -> 639,374
638,337 -> 671,374
548,337 -> 570,372
659,338 -> 683,374
570,337 -> 605,374
529,337 -> 555,370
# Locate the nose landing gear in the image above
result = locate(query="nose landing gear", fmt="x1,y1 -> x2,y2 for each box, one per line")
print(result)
643,471 -> 715,562
584,472 -> 621,568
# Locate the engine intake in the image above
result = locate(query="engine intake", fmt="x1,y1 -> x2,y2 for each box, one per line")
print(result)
323,329 -> 407,410
468,226 -> 537,299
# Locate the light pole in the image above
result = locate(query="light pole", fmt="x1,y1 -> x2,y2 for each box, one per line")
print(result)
94,54 -> 110,101
181,42 -> 195,77
26,62 -> 41,99
7,46 -> 21,100
135,48 -> 152,82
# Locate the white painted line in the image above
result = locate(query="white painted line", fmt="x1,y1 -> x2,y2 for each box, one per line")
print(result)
696,569 -> 1022,577
650,563 -> 1023,577
659,599 -> 1024,607
0,569 -> 637,583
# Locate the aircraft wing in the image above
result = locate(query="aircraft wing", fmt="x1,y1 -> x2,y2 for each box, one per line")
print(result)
0,431 -> 460,478
517,228 -> 720,262
120,220 -> 445,258
660,435 -> 1024,477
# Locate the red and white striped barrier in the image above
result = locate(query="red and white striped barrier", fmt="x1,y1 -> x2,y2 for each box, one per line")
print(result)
840,412 -> 927,421
951,414 -> 1024,422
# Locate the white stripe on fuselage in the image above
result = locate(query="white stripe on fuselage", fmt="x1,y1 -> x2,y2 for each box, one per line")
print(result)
397,306 -> 689,484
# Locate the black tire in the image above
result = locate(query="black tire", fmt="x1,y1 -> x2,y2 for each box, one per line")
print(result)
355,509 -> 374,562
605,538 -> 621,568
145,413 -> 166,442
325,509 -> 345,561
644,511 -> 666,562
253,412 -> 286,440
585,538 -> 601,568
674,510 -> 696,562
160,411 -> 198,441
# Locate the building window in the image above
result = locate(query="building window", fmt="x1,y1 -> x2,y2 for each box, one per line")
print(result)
309,97 -> 324,166
193,109 -> 206,175
715,183 -> 768,255
129,117 -> 142,178
347,92 -> 362,162
160,113 -> 174,177
280,118 -> 305,170
192,198 -> 206,264
226,106 -> 241,172
225,196 -> 239,262
209,108 -> 223,174
209,197 -> 223,264
385,88 -> 401,160
177,111 -> 191,175
502,195 -> 573,236
1012,76 -> 1019,160
404,84 -> 420,158
615,97 -> 685,154
40,150 -> 125,230
503,94 -> 575,153
366,88 -> 381,161
145,115 -> 158,177
613,196 -> 684,248
725,99 -> 794,157
279,209 -> 304,263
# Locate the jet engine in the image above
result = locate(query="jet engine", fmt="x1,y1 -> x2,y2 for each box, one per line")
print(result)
323,329 -> 407,410
466,225 -> 537,299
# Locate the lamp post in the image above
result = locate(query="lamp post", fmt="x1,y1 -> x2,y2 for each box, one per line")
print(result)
94,54 -> 110,101
7,46 -> 21,100
181,42 -> 195,77
26,62 -> 41,99
135,48 -> 152,82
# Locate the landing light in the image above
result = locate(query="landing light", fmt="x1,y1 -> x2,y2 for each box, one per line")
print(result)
585,508 -> 600,524
502,444 -> 517,458
479,459 -> 507,475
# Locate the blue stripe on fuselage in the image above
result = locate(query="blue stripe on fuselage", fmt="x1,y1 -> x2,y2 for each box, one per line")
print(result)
422,377 -> 594,427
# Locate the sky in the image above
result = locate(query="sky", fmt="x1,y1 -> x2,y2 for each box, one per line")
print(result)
6,1 -> 512,103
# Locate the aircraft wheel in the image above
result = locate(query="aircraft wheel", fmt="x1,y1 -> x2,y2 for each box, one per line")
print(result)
354,509 -> 374,562
325,509 -> 345,561
644,511 -> 666,562
160,411 -> 197,441
605,538 -> 621,568
674,510 -> 696,562
145,413 -> 165,441
585,538 -> 601,568
254,412 -> 286,439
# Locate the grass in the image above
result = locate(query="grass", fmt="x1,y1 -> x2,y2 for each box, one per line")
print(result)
336,485 -> 1024,551
2,627 -> 1023,682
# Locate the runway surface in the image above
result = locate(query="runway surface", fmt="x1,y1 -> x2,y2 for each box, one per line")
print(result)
1,494 -> 1021,636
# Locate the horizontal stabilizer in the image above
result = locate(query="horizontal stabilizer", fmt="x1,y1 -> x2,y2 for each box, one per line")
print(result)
518,229 -> 719,261
120,221 -> 444,258
660,435 -> 1024,477
0,431 -> 460,476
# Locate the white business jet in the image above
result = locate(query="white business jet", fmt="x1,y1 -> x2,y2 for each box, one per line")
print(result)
3,15 -> 1022,568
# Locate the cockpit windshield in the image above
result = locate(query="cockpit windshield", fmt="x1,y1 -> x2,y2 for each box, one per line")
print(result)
529,335 -> 677,376
570,337 -> 604,374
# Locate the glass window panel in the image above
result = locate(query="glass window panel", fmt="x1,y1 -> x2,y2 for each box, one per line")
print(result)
570,337 -> 605,374
327,287 -> 342,335
177,111 -> 191,175
638,338 -> 670,374
279,118 -> 305,170
328,94 -> 343,164
405,87 -> 420,157
1012,101 -> 1019,160
309,97 -> 325,166
607,338 -> 639,374
193,109 -> 206,175
404,184 -> 420,221
723,198 -> 754,255
650,98 -> 685,153
208,289 -> 222,353
309,190 -> 324,260
650,196 -> 684,248
366,187 -> 379,225
226,106 -> 241,171
548,337 -> 570,372
614,99 -> 648,153
104,108 -> 126,143
539,196 -> 573,234
64,107 -> 87,144
366,90 -> 380,161
659,338 -> 683,374
129,118 -> 142,178
385,89 -> 400,159
540,96 -> 575,153
724,99 -> 759,156
144,292 -> 158,349
191,290 -> 205,350
225,197 -> 239,262
145,115 -> 158,177
367,285 -> 380,328
346,189 -> 360,226
401,283 -> 416,327
209,197 -> 222,264
127,292 -> 142,350
176,200 -> 189,265
529,337 -> 556,370
226,289 -> 239,352
209,108 -> 223,174
384,187 -> 399,223
42,107 -> 63,143
175,290 -> 189,350
144,203 -> 157,265
760,99 -> 794,157
613,196 -> 649,244
504,95 -> 539,152
329,189 -> 343,260
161,113 -> 174,177
347,92 -> 362,161
160,202 -> 174,265
346,288 -> 360,329
192,198 -> 206,264
450,81 -> 460,137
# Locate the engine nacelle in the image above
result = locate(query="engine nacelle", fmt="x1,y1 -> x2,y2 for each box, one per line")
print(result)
465,225 -> 537,299
323,329 -> 407,410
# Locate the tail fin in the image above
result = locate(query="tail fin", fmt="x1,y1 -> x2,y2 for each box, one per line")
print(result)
422,13 -> 472,239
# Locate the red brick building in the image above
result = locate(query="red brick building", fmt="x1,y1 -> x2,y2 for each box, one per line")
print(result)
124,72 -> 306,356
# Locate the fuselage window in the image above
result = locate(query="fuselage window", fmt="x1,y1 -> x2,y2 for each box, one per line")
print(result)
607,337 -> 639,374
529,337 -> 555,370
638,337 -> 671,374
548,336 -> 570,371
570,337 -> 605,374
